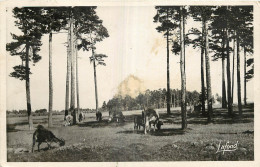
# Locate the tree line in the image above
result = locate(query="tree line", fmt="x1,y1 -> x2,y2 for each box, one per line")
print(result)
153,6 -> 253,129
7,7 -> 109,130
106,88 -> 203,111
6,109 -> 63,117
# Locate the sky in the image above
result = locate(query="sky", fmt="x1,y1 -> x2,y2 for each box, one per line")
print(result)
6,6 -> 254,111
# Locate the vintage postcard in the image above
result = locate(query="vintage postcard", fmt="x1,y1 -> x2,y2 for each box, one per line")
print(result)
0,0 -> 259,167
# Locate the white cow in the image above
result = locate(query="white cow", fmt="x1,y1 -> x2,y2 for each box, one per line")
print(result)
64,115 -> 73,126
142,108 -> 161,134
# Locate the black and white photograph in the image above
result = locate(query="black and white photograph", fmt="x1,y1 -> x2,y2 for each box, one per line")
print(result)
0,0 -> 259,166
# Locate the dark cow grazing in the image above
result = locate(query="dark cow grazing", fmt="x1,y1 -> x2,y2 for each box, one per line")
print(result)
64,110 -> 69,120
134,115 -> 144,130
96,112 -> 102,121
113,111 -> 125,122
108,110 -> 125,123
156,120 -> 163,130
79,112 -> 83,122
32,125 -> 65,152
142,108 -> 161,134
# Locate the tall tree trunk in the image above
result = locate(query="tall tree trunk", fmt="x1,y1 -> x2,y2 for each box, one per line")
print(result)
222,57 -> 227,108
76,45 -> 80,117
166,9 -> 171,115
70,60 -> 72,109
237,36 -> 242,116
25,43 -> 33,130
204,20 -> 213,122
65,21 -> 71,119
173,93 -> 176,108
146,94 -> 149,106
232,36 -> 236,103
170,93 -> 172,108
244,48 -> 247,105
164,96 -> 166,108
183,16 -> 186,72
159,95 -> 161,108
92,48 -> 99,118
48,32 -> 53,127
180,7 -> 187,129
70,18 -> 76,125
201,27 -> 206,116
221,33 -> 227,108
226,29 -> 233,116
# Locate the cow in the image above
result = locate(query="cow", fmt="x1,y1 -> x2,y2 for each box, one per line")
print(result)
78,112 -> 83,122
64,115 -> 73,126
134,115 -> 144,130
32,125 -> 65,152
108,110 -> 125,123
188,103 -> 202,114
156,120 -> 163,130
96,112 -> 102,122
142,108 -> 162,134
113,111 -> 125,122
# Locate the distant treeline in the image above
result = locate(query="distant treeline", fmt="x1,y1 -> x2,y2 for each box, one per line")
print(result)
7,88 -> 222,116
105,88 -> 221,111
6,108 -> 97,117
7,109 -> 59,116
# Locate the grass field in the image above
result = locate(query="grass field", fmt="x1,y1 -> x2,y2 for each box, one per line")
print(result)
6,104 -> 254,161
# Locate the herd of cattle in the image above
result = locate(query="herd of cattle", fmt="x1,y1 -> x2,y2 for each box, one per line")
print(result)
31,108 -> 162,152
64,107 -> 164,134
32,105 -> 202,152
64,104 -> 203,132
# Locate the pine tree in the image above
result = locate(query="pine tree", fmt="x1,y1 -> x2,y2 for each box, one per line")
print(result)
189,6 -> 209,116
231,6 -> 253,116
180,6 -> 187,129
40,7 -> 68,127
7,7 -> 43,130
75,7 -> 109,121
189,6 -> 214,122
211,6 -> 228,109
212,6 -> 233,116
65,15 -> 71,119
154,6 -> 179,115
237,7 -> 253,106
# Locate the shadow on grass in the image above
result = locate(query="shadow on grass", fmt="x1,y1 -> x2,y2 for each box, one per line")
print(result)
117,130 -> 145,135
213,118 -> 253,124
7,121 -> 28,126
160,105 -> 254,125
187,118 -> 208,125
117,128 -> 186,136
7,119 -> 50,127
151,128 -> 186,136
94,105 -> 254,127
77,120 -> 127,128
7,123 -> 24,132
7,119 -> 52,132
7,124 -> 21,133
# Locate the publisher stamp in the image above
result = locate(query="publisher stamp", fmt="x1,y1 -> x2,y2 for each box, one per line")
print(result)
216,141 -> 239,155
